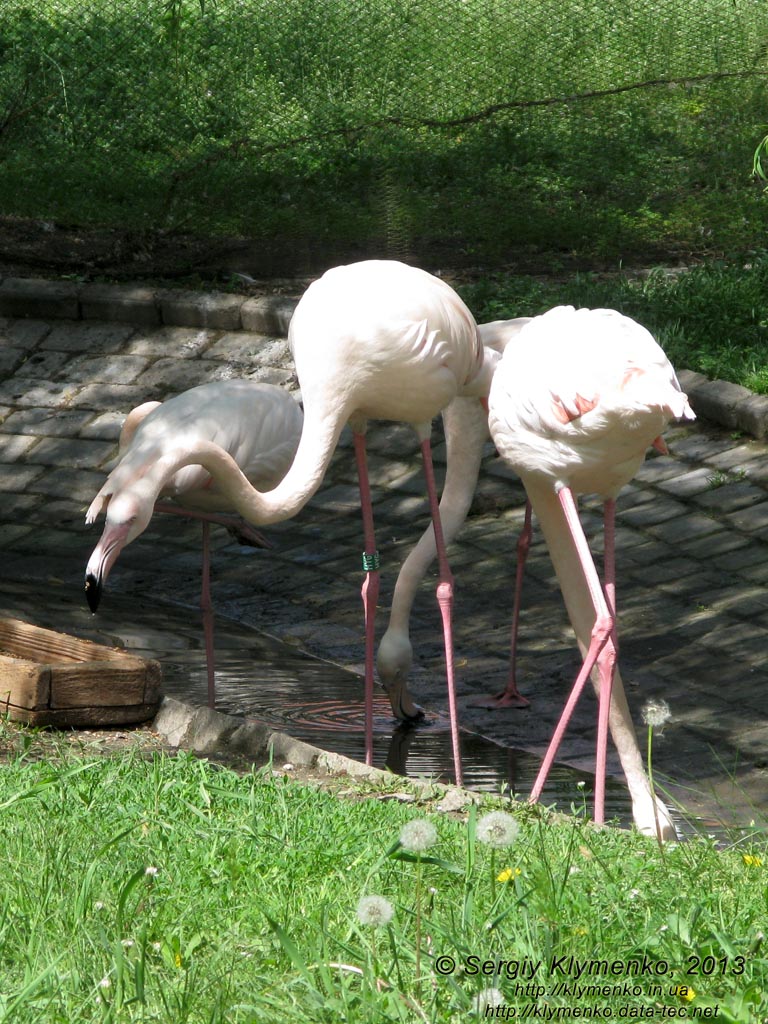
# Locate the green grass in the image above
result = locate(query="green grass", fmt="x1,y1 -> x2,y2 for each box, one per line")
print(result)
0,728 -> 765,1022
1,1 -> 768,264
460,255 -> 768,394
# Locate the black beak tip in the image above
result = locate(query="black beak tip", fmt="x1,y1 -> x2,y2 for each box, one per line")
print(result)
84,573 -> 102,613
402,705 -> 426,726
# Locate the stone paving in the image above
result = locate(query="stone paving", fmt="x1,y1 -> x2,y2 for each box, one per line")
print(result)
0,278 -> 767,830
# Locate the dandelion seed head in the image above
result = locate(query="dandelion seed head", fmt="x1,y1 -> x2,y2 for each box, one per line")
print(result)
399,818 -> 437,853
476,811 -> 519,848
642,698 -> 671,729
474,987 -> 504,1012
98,976 -> 111,989
356,894 -> 394,928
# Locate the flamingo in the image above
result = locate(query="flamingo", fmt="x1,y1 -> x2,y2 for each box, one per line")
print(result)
377,317 -> 533,720
287,260 -> 506,782
84,380 -> 303,705
83,261 -> 496,779
482,305 -> 694,837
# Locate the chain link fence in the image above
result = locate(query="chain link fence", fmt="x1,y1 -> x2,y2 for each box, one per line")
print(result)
2,0 -> 768,275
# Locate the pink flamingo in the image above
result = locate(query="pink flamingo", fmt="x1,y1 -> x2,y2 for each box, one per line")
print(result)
484,305 -> 694,837
286,260 -> 501,782
84,380 -> 303,706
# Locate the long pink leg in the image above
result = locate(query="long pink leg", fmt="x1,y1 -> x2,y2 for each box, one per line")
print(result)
471,499 -> 532,709
200,521 -> 217,709
528,487 -> 617,824
354,430 -> 379,766
602,499 -> 618,652
419,436 -> 463,788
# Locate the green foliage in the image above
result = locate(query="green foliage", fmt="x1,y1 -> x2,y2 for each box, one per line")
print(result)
1,0 -> 768,262
753,134 -> 768,189
460,255 -> 768,393
0,731 -> 765,1022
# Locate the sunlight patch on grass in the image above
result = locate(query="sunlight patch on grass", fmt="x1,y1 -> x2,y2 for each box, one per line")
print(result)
462,257 -> 768,394
0,725 -> 765,1022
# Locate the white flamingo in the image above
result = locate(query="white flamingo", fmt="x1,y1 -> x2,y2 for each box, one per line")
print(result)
483,305 -> 694,837
377,317 -> 533,719
87,261 -> 497,781
288,260 -> 505,781
84,380 -> 303,705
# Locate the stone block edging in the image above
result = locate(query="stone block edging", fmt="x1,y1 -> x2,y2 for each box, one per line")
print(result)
1,276 -> 765,439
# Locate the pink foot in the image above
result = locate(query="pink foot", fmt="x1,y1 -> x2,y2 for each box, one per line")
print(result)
469,689 -> 531,710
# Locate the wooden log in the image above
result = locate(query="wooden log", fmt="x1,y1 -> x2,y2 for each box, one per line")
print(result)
0,618 -> 163,726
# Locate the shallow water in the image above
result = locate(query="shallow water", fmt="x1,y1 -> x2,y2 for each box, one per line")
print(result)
156,641 -> 634,824
0,579 -> 730,839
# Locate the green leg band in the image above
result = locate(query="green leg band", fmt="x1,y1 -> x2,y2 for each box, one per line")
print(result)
362,551 -> 381,572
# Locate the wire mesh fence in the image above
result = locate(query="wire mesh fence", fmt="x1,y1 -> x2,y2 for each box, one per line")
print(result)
2,0 -> 768,275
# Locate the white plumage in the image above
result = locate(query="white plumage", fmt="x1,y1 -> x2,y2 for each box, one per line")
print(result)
286,260 -> 497,780
87,261 -> 495,779
84,380 -> 303,704
485,305 -> 694,838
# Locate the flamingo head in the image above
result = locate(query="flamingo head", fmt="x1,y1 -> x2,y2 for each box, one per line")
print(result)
84,491 -> 153,613
376,629 -> 425,723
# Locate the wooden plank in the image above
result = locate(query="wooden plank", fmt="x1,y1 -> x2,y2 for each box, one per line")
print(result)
7,703 -> 160,728
50,663 -> 150,708
0,618 -> 163,723
0,658 -> 51,709
49,660 -> 162,708
0,618 -> 143,664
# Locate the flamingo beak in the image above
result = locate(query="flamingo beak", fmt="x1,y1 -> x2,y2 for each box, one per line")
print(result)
381,678 -> 425,723
84,572 -> 103,613
84,522 -> 131,613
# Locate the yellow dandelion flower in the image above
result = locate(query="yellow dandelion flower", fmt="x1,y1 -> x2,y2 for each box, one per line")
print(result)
671,984 -> 695,1001
743,854 -> 763,867
496,867 -> 522,883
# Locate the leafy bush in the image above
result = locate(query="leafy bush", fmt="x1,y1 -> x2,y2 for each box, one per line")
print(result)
1,0 -> 768,265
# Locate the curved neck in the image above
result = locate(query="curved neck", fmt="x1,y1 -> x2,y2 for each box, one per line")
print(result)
151,408 -> 343,526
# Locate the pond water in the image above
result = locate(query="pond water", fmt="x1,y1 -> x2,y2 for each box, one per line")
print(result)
0,579 -> 732,841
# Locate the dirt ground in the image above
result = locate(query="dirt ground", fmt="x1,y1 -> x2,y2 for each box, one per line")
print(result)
0,214 -> 682,289
0,215 -> 313,289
